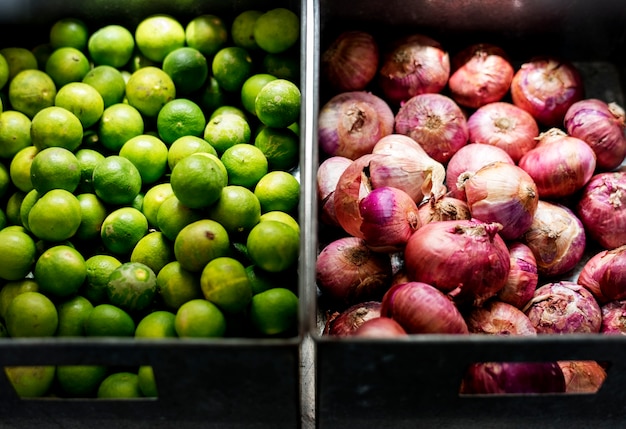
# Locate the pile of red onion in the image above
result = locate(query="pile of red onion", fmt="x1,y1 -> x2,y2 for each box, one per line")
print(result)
316,29 -> 626,395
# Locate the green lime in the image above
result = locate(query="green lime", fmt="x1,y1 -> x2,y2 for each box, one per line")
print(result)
8,69 -> 57,118
45,47 -> 90,87
170,153 -> 227,209
85,304 -> 135,337
55,295 -> 94,337
34,245 -> 86,297
56,365 -> 107,397
211,46 -> 253,93
0,110 -> 32,159
130,231 -> 173,275
253,8 -> 299,54
82,65 -> 127,108
203,113 -> 251,155
156,260 -> 203,311
249,287 -> 298,336
262,52 -> 300,82
254,126 -> 299,171
30,106 -> 83,151
231,10 -> 263,51
156,195 -> 204,242
167,135 -> 217,170
137,365 -> 158,397
92,156 -> 143,205
125,66 -> 176,118
30,147 -> 81,193
5,291 -> 58,337
174,299 -> 226,338
156,98 -> 206,145
54,82 -> 105,129
83,254 -> 122,304
173,219 -> 231,272
241,73 -> 277,116
88,24 -> 135,68
49,18 -> 89,50
0,229 -> 36,281
119,134 -> 169,184
200,256 -> 253,314
75,193 -> 108,241
208,185 -> 261,236
98,103 -> 145,152
28,189 -> 82,242
254,78 -> 301,128
100,207 -> 148,256
185,14 -> 228,57
75,148 -> 105,193
97,372 -> 143,398
107,261 -> 157,313
5,366 -> 55,398
0,47 -> 38,81
135,310 -> 177,338
220,143 -> 268,189
141,182 -> 174,227
162,47 -> 208,95
135,14 -> 186,63
0,53 -> 9,90
254,170 -> 300,214
246,220 -> 299,273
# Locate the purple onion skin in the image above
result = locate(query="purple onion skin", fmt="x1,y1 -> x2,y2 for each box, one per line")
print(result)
577,249 -> 613,304
466,300 -> 537,336
352,316 -> 408,338
577,172 -> 626,250
523,281 -> 602,334
460,361 -> 566,394
564,98 -> 626,171
381,282 -> 469,334
498,242 -> 538,309
324,301 -> 382,336
558,360 -> 607,393
600,300 -> 626,334
394,93 -> 469,164
600,244 -> 626,301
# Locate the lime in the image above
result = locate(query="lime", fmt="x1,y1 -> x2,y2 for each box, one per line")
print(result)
56,365 -> 107,397
174,299 -> 226,338
135,310 -> 177,338
130,231 -> 173,275
135,14 -> 186,63
75,148 -> 105,193
54,82 -> 105,129
100,207 -> 148,256
98,103 -> 145,152
253,8 -> 300,54
75,193 -> 108,241
5,366 -> 55,398
156,195 -> 204,242
156,98 -> 206,145
212,46 -> 253,93
200,256 -> 253,314
141,182 -> 174,227
49,18 -> 89,50
209,105 -> 248,121
241,73 -> 277,116
246,220 -> 299,273
162,47 -> 208,95
220,143 -> 268,189
254,170 -> 300,213
137,365 -> 158,397
30,106 -> 83,152
45,47 -> 90,87
203,112 -> 251,155
8,69 -> 57,118
34,245 -> 86,297
208,185 -> 261,235
249,287 -> 298,336
0,229 -> 36,280
185,14 -> 228,57
254,78 -> 301,128
259,210 -> 300,235
231,10 -> 263,51
30,147 -> 81,193
156,260 -> 203,311
82,65 -> 127,108
0,110 -> 32,159
19,189 -> 39,231
5,291 -> 58,337
28,189 -> 82,242
254,126 -> 299,171
55,295 -> 94,337
83,254 -> 122,304
119,134 -> 169,184
106,261 -> 157,313
85,304 -> 135,337
170,153 -> 228,209
88,24 -> 135,68
173,219 -> 231,272
5,191 -> 27,226
0,47 -> 38,81
167,135 -> 217,170
262,52 -> 300,82
92,155 -> 143,205
125,66 -> 176,118
0,279 -> 38,320
97,372 -> 143,398
0,53 -> 8,90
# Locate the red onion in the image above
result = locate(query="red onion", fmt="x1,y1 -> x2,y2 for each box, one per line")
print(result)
510,56 -> 584,127
523,281 -> 602,334
459,161 -> 539,240
466,102 -> 539,163
600,300 -> 626,334
557,360 -> 607,393
404,219 -> 510,307
380,281 -> 469,334
445,143 -> 514,200
466,300 -> 537,336
359,186 -> 421,252
448,43 -> 514,109
378,34 -> 450,106
316,236 -> 393,307
497,242 -> 538,309
577,249 -> 613,304
394,93 -> 469,164
460,361 -> 566,394
576,172 -> 626,250
352,316 -> 408,338
521,200 -> 587,277
564,98 -> 626,171
417,195 -> 471,225
518,128 -> 596,200
599,244 -> 626,301
318,91 -> 395,160
317,156 -> 352,227
323,301 -> 381,336
321,30 -> 379,92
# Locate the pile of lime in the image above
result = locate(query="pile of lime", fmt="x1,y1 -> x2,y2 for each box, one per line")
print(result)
0,8 -> 301,399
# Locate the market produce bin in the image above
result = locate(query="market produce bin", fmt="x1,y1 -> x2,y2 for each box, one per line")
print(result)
309,1 -> 626,428
0,0 -> 311,428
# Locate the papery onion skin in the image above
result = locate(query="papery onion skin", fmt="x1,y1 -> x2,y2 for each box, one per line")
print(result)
557,360 -> 607,394
418,195 -> 471,225
518,128 -> 596,200
467,102 -> 539,163
448,43 -> 514,109
523,281 -> 602,334
460,361 -> 566,394
498,242 -> 539,309
380,281 -> 469,334
321,30 -> 379,93
564,98 -> 626,171
352,316 -> 408,338
404,219 -> 510,307
599,244 -> 626,301
317,156 -> 353,227
394,93 -> 469,164
461,161 -> 539,240
466,300 -> 537,336
510,57 -> 584,127
378,34 -> 450,106
445,143 -> 514,201
323,301 -> 382,336
600,300 -> 626,334
318,91 -> 395,160
576,172 -> 626,250
577,248 -> 613,304
522,200 -> 587,278
316,236 -> 393,307
359,186 -> 421,252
